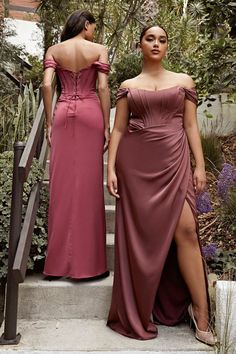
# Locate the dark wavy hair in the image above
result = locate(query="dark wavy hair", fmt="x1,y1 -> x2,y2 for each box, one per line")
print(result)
61,10 -> 96,42
140,25 -> 168,42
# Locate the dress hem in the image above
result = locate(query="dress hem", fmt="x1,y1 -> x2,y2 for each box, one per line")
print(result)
43,269 -> 108,280
107,322 -> 158,341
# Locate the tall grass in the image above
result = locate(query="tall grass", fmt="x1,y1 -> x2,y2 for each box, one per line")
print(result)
0,82 -> 39,152
201,134 -> 223,172
220,187 -> 236,237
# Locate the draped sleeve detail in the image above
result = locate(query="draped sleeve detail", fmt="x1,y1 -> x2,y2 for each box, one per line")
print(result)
116,88 -> 129,102
94,61 -> 110,74
44,59 -> 57,70
183,87 -> 198,105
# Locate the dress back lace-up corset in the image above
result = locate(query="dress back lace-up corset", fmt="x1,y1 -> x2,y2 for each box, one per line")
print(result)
43,58 -> 110,279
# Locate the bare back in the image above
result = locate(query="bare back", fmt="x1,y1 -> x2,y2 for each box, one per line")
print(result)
45,38 -> 108,72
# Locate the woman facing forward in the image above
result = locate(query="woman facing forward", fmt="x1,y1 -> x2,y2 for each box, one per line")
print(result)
107,25 -> 216,345
42,10 -> 110,279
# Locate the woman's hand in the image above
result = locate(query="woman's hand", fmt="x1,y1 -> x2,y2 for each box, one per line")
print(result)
46,125 -> 52,146
103,127 -> 110,152
107,169 -> 120,198
193,166 -> 206,194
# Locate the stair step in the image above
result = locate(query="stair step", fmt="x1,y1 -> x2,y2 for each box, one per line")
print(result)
106,233 -> 114,271
41,183 -> 115,233
0,319 -> 213,353
105,205 -> 115,233
18,274 -> 113,320
104,182 -> 115,205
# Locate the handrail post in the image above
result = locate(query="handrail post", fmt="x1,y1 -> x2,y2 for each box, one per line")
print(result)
0,142 -> 25,345
36,124 -> 44,159
36,87 -> 44,159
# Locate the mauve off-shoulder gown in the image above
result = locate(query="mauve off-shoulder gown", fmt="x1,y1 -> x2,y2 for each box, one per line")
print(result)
107,86 -> 209,339
43,59 -> 109,279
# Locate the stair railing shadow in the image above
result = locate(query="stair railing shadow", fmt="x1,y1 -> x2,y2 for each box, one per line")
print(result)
0,77 -> 57,345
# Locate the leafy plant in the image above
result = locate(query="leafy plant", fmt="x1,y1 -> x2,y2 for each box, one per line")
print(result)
0,82 -> 39,153
109,53 -> 142,104
0,151 -> 48,281
24,55 -> 44,90
203,245 -> 236,280
157,8 -> 236,98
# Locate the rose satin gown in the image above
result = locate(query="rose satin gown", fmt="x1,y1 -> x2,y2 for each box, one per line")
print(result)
43,59 -> 109,279
107,86 -> 209,340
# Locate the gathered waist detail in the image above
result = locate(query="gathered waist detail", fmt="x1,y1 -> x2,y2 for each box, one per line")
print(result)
128,121 -> 183,133
59,91 -> 97,102
56,91 -> 98,130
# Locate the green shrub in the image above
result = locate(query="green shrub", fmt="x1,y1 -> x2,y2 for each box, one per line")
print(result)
110,53 -> 142,105
0,151 -> 48,281
206,248 -> 236,280
24,55 -> 44,90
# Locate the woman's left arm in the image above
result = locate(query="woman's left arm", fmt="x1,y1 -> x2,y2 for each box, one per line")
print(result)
184,98 -> 206,193
42,48 -> 55,146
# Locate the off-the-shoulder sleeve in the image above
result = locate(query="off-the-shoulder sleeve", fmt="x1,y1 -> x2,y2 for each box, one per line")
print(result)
94,61 -> 110,74
44,58 -> 57,70
116,88 -> 129,102
184,87 -> 198,105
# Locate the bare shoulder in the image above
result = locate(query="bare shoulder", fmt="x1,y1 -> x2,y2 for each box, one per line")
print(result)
173,72 -> 195,89
93,43 -> 108,62
120,77 -> 139,89
44,45 -> 57,60
86,41 -> 107,54
44,42 -> 65,59
95,42 -> 107,52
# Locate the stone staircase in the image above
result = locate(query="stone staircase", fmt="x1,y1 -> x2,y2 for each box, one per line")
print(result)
0,112 -> 214,353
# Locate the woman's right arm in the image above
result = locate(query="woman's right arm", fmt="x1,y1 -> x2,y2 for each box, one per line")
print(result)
42,48 -> 55,146
107,90 -> 129,198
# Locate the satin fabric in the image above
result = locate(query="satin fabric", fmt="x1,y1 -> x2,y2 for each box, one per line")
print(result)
43,58 -> 109,279
107,86 -> 209,339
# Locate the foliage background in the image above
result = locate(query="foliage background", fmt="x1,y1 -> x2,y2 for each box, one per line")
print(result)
0,0 -> 235,281
36,0 -> 236,100
0,152 -> 48,281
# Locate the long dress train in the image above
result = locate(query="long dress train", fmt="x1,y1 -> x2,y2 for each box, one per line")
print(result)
107,86 -> 209,339
43,58 -> 109,279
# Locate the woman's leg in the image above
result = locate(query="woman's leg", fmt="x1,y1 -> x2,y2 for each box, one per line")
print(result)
174,200 -> 209,331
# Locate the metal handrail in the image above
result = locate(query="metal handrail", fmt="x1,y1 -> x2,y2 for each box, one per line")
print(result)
18,100 -> 45,182
12,120 -> 52,283
19,77 -> 57,182
0,79 -> 57,345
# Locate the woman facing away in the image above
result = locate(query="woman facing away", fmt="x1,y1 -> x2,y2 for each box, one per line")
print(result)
42,10 -> 110,280
107,25 -> 217,345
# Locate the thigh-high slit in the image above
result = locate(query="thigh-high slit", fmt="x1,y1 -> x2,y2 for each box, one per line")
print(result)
107,86 -> 210,340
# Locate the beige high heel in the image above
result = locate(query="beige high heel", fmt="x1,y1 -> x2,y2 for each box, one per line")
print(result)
188,304 -> 217,346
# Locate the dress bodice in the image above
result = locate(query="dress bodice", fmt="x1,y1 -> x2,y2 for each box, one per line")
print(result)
44,58 -> 110,99
116,86 -> 197,131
